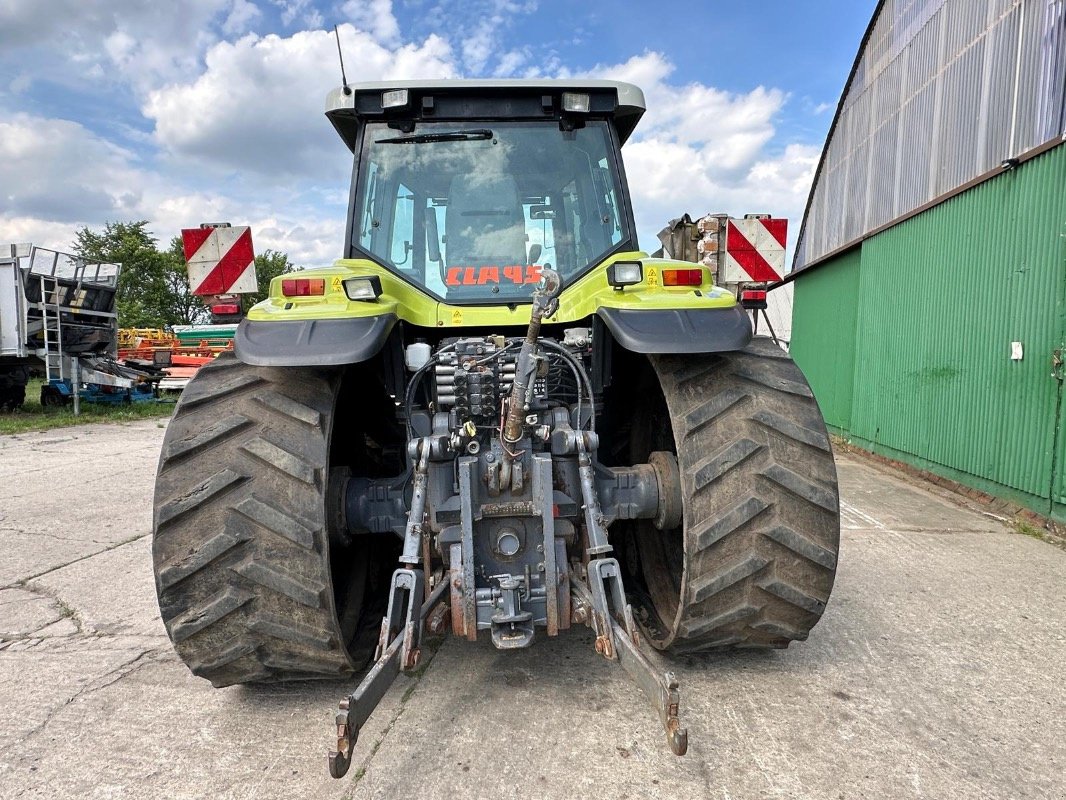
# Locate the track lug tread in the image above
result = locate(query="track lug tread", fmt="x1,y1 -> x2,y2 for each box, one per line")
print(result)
678,603 -> 761,639
233,496 -> 316,550
731,362 -> 814,397
253,389 -> 322,427
156,469 -> 246,527
160,414 -> 253,463
692,496 -> 769,549
760,464 -> 838,513
687,554 -> 769,605
668,360 -> 719,389
248,612 -> 335,649
681,387 -> 749,440
752,620 -> 809,641
157,531 -> 243,590
692,438 -> 763,492
192,641 -> 257,675
751,408 -> 831,452
232,557 -> 325,608
757,577 -> 827,615
168,586 -> 253,643
762,525 -> 838,570
179,371 -> 266,409
240,436 -> 318,485
261,652 -> 351,677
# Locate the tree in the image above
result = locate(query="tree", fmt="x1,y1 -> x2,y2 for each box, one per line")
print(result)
72,221 -> 202,327
246,249 -> 297,306
165,237 -> 209,324
73,222 -> 298,326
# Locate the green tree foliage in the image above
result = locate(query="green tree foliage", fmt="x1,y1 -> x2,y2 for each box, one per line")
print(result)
247,249 -> 296,306
72,222 -> 297,327
72,221 -> 201,327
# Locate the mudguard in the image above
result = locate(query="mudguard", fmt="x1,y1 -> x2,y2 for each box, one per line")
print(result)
235,314 -> 397,366
596,305 -> 752,354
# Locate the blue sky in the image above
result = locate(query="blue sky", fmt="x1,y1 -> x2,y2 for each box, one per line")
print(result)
0,0 -> 875,266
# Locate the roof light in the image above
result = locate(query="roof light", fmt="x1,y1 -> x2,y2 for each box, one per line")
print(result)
561,92 -> 590,113
281,278 -> 325,297
606,261 -> 643,289
381,89 -> 409,109
343,275 -> 383,301
662,268 -> 703,287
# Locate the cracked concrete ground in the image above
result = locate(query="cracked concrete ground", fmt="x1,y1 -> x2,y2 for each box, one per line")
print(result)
1,419 -> 1064,799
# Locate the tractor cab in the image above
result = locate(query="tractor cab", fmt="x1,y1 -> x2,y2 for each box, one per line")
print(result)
326,80 -> 645,303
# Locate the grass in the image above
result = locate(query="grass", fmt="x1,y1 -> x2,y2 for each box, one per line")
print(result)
1013,519 -> 1043,539
0,378 -> 176,435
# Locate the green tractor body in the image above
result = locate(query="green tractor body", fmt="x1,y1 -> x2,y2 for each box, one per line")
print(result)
152,80 -> 839,773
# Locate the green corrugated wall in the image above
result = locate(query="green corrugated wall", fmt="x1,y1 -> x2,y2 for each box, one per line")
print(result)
791,248 -> 861,431
791,143 -> 1066,518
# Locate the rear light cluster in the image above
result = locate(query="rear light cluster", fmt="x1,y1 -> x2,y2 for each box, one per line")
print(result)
281,278 -> 325,297
662,268 -> 703,286
740,289 -> 768,310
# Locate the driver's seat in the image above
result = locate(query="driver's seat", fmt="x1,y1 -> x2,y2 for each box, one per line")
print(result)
444,174 -> 526,269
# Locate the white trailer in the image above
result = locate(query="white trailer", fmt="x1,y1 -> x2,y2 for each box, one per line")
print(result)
0,243 -> 141,411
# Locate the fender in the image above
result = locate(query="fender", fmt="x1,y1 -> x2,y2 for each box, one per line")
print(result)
235,314 -> 397,367
596,304 -> 753,354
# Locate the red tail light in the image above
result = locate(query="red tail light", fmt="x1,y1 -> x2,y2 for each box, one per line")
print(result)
281,278 -> 325,297
740,289 -> 768,309
662,268 -> 703,286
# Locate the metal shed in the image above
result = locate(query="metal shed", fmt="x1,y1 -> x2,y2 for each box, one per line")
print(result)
787,0 -> 1066,520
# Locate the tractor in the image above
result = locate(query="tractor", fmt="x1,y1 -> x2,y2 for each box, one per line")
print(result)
151,80 -> 839,775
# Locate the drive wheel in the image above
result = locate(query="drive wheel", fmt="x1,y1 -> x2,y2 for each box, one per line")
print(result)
153,353 -> 381,686
40,385 -> 66,407
0,385 -> 25,412
629,337 -> 840,653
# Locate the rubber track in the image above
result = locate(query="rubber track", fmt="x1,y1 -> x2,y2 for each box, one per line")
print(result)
646,337 -> 840,653
153,354 -> 362,686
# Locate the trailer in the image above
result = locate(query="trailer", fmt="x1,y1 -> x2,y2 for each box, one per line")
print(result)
0,243 -> 153,411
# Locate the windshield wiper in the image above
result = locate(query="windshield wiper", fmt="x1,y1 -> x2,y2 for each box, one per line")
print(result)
376,129 -> 493,144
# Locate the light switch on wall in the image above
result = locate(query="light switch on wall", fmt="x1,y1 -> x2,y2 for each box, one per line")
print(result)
1011,341 -> 1023,360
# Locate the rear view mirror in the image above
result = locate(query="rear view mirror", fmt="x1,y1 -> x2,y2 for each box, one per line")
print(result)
530,205 -> 555,220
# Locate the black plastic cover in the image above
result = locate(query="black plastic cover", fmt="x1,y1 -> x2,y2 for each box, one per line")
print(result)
235,315 -> 397,367
596,305 -> 753,354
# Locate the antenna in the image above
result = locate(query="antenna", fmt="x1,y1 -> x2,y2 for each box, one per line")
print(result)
334,24 -> 351,96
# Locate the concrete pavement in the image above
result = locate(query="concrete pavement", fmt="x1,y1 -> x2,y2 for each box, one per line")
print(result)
0,420 -> 1063,799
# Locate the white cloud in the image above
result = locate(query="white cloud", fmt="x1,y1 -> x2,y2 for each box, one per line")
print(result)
143,25 -> 456,179
340,0 -> 401,44
0,0 -> 232,93
223,0 -> 263,35
272,0 -> 317,27
0,114 -> 146,223
459,1 -> 537,74
0,111 -> 345,266
493,47 -> 530,77
564,52 -> 813,254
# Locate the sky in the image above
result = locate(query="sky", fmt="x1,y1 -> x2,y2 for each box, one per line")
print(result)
0,0 -> 876,268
